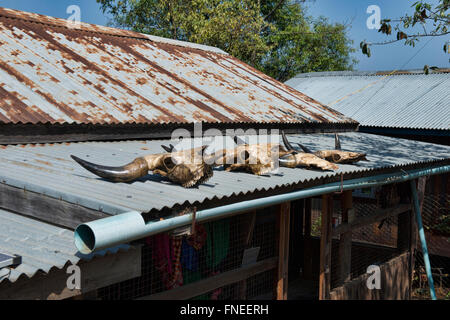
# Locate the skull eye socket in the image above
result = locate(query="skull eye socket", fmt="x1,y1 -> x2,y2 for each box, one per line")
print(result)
163,157 -> 176,170
332,154 -> 342,162
239,150 -> 250,162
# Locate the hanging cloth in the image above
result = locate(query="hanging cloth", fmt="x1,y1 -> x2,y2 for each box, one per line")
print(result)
205,219 -> 230,271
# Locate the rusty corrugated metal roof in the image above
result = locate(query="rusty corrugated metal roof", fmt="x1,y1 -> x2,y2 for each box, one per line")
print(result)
0,7 -> 354,126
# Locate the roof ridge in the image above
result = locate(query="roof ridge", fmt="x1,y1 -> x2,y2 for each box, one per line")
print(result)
293,69 -> 450,79
0,6 -> 228,55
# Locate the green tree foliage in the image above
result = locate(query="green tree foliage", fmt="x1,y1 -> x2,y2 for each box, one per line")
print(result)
97,0 -> 356,81
361,0 -> 449,66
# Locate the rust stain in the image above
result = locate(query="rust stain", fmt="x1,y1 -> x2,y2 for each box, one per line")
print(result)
7,159 -> 55,173
0,86 -> 53,123
136,77 -> 148,85
224,55 -> 346,122
114,40 -> 246,122
35,159 -> 52,166
0,8 -> 352,126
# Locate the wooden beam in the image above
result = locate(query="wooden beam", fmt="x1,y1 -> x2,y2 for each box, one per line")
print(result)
330,252 -> 410,300
332,203 -> 412,237
275,202 -> 291,300
397,214 -> 411,253
0,123 -> 358,145
319,194 -> 333,300
142,258 -> 278,300
303,198 -> 313,280
289,200 -> 304,280
0,246 -> 141,300
0,183 -> 109,230
337,191 -> 352,285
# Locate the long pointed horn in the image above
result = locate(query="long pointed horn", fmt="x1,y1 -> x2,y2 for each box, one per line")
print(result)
161,144 -> 174,153
279,155 -> 297,168
295,142 -> 312,154
281,130 -> 296,151
335,134 -> 342,150
71,155 -> 149,183
234,136 -> 247,145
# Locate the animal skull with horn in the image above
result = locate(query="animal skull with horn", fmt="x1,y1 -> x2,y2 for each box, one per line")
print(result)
220,137 -> 289,175
71,146 -> 213,188
163,136 -> 293,176
283,132 -> 368,164
161,135 -> 338,174
279,131 -> 339,171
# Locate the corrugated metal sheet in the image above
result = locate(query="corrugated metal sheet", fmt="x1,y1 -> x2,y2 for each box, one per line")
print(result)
0,7 -> 352,125
0,208 -> 132,283
285,71 -> 450,130
0,133 -> 448,216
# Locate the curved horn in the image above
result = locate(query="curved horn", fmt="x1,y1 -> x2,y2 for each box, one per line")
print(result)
281,131 -> 296,151
278,155 -> 297,168
295,142 -> 312,154
161,144 -> 174,153
71,155 -> 149,183
234,136 -> 247,145
335,134 -> 342,150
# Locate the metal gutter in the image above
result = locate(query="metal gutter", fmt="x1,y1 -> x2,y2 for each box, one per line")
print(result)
74,164 -> 450,255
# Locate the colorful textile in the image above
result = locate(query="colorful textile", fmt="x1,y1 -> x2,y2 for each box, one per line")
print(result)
205,219 -> 230,270
187,224 -> 207,250
181,238 -> 198,271
169,236 -> 183,289
149,234 -> 183,290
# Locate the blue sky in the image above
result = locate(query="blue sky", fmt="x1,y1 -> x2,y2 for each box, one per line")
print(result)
0,0 -> 448,71
305,0 -> 449,71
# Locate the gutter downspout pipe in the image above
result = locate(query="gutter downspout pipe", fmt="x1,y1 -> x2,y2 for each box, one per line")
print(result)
410,180 -> 437,300
75,165 -> 450,256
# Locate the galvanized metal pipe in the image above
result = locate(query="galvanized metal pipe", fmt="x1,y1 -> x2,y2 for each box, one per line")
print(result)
75,165 -> 450,254
410,179 -> 437,300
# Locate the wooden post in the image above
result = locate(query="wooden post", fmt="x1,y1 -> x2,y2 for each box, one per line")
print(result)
319,194 -> 333,300
274,202 -> 291,300
397,211 -> 411,253
289,200 -> 304,280
337,191 -> 353,286
303,198 -> 312,280
409,177 -> 426,298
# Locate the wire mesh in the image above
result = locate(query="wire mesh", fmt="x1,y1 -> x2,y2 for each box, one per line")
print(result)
93,174 -> 450,300
97,207 -> 278,300
328,198 -> 400,290
308,189 -> 406,294
412,173 -> 450,300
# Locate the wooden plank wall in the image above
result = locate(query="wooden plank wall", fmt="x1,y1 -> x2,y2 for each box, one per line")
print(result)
0,247 -> 141,300
275,202 -> 291,300
319,195 -> 333,300
330,252 -> 411,300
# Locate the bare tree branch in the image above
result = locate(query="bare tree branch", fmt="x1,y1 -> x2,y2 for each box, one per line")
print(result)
368,31 -> 450,46
263,0 -> 286,21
